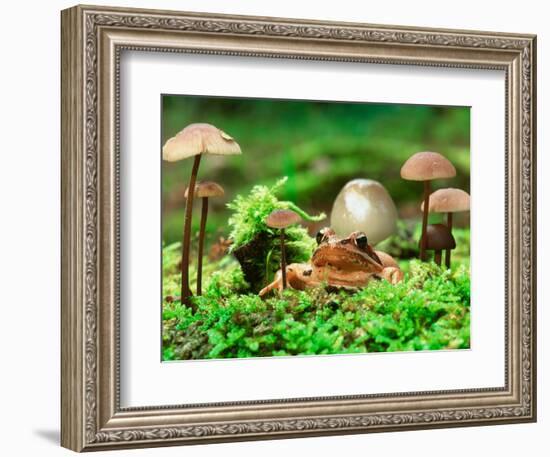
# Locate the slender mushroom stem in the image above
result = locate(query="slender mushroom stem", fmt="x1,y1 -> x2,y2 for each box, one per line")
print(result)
180,154 -> 201,309
434,250 -> 442,266
420,180 -> 431,261
445,212 -> 453,269
280,229 -> 287,289
196,196 -> 209,296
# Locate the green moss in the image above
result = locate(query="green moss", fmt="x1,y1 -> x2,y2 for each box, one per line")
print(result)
227,177 -> 325,249
226,177 -> 325,291
162,255 -> 470,360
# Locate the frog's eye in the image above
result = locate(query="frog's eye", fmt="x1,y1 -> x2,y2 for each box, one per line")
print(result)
316,227 -> 335,244
355,233 -> 368,250
316,230 -> 326,245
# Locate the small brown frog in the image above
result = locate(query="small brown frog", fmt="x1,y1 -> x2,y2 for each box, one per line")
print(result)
259,228 -> 403,296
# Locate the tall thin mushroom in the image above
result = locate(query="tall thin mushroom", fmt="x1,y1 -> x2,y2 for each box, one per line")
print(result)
265,210 -> 302,290
400,151 -> 456,261
184,181 -> 225,296
421,188 -> 470,268
162,123 -> 241,308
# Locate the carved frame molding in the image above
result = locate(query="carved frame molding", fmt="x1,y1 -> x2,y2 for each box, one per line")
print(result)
61,5 -> 536,451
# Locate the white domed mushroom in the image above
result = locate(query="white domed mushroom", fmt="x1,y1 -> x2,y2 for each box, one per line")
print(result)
330,179 -> 398,246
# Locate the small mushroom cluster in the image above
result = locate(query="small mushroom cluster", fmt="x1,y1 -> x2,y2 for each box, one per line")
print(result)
162,123 -> 241,309
421,188 -> 470,267
400,151 -> 470,267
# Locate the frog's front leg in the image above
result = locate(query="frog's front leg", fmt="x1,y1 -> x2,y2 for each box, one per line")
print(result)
259,263 -> 315,297
258,275 -> 281,297
374,250 -> 404,284
378,266 -> 404,284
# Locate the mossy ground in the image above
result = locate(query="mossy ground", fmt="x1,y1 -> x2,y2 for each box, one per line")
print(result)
162,180 -> 470,361
162,247 -> 470,361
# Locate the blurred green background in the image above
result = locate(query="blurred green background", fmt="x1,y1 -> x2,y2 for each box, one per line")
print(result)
162,95 -> 470,249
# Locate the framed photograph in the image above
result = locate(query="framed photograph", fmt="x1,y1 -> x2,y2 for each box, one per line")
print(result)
61,4 -> 537,452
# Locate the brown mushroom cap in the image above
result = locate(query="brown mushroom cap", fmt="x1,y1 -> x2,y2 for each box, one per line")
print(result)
400,151 -> 456,181
265,209 -> 302,229
421,188 -> 470,213
184,181 -> 225,199
162,123 -> 241,162
423,224 -> 456,251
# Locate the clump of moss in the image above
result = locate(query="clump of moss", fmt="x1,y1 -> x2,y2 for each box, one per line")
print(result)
163,258 -> 471,360
227,177 -> 325,291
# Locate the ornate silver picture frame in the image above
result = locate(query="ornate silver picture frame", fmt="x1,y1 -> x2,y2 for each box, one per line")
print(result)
61,4 -> 536,451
